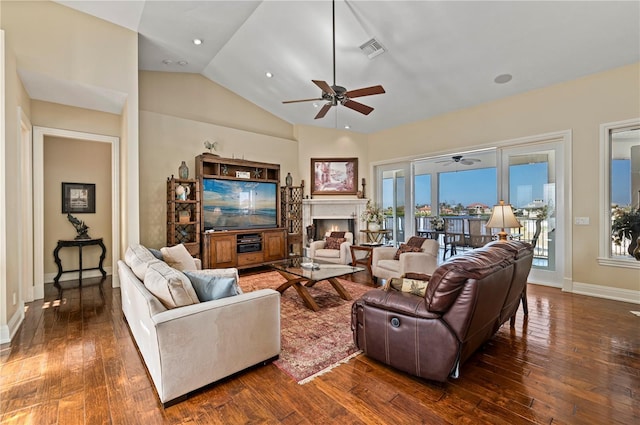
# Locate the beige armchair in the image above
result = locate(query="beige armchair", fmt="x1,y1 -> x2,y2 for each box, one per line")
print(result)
371,237 -> 439,283
308,231 -> 354,264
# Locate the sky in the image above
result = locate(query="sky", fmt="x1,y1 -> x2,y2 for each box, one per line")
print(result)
384,163 -> 550,209
384,159 -> 633,211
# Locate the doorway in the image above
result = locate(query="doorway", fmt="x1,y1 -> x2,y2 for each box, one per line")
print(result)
32,127 -> 120,299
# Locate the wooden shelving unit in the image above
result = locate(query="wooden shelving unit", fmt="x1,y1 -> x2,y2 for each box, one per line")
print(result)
166,177 -> 201,257
281,182 -> 304,257
195,154 -> 287,268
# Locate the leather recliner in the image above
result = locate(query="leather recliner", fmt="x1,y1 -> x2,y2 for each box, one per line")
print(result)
352,240 -> 533,382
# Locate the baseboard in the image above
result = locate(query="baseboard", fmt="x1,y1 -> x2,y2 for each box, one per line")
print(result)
43,267 -> 112,284
0,302 -> 25,344
570,281 -> 640,304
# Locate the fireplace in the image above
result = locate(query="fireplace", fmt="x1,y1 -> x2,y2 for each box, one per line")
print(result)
302,198 -> 369,248
312,218 -> 355,240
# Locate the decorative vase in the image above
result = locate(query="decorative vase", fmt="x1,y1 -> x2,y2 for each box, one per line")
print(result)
285,172 -> 293,187
368,222 -> 381,232
631,235 -> 640,261
178,161 -> 189,179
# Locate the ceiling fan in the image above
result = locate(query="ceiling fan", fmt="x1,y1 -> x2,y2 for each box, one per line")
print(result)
282,0 -> 385,119
436,155 -> 482,166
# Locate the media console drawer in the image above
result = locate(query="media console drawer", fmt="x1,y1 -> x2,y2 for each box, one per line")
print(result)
237,252 -> 264,266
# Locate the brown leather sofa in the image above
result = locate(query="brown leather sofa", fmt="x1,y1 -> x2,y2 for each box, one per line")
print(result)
351,240 -> 533,382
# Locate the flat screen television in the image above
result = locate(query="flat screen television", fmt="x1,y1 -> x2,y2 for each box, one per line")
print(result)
203,178 -> 278,230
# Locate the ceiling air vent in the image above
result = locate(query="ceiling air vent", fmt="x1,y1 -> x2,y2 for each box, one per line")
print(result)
359,38 -> 386,59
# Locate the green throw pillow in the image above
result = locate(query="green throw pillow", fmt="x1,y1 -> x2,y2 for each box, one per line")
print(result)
183,269 -> 242,302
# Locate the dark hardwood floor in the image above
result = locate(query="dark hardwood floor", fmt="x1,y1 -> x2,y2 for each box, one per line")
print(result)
1,271 -> 638,424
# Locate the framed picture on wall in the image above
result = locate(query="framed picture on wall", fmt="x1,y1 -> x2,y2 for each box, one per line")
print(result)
311,157 -> 358,195
62,182 -> 96,213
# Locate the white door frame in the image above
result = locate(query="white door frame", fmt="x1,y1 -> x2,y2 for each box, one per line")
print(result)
32,126 -> 120,299
18,107 -> 33,302
500,135 -> 571,288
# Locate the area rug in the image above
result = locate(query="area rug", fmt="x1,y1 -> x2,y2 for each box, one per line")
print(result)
238,271 -> 375,384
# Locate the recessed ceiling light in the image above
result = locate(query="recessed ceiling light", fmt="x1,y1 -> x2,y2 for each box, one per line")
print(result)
178,60 -> 188,66
162,59 -> 173,65
193,38 -> 203,45
265,72 -> 273,78
313,103 -> 319,108
494,74 -> 513,84
344,125 -> 351,130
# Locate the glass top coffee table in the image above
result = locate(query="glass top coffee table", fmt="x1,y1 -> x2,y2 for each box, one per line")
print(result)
267,257 -> 365,312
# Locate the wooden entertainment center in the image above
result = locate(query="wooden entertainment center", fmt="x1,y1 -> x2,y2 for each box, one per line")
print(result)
195,154 -> 287,269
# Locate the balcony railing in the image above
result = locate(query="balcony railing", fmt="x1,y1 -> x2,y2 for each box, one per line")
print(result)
414,216 -> 551,264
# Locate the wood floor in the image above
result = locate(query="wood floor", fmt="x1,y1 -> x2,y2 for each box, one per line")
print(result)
1,271 -> 639,424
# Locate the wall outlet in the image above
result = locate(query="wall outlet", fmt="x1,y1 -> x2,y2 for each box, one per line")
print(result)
574,217 -> 590,225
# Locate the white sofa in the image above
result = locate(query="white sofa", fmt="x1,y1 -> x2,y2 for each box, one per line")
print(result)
118,244 -> 281,406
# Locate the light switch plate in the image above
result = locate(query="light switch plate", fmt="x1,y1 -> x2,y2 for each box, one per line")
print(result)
574,217 -> 590,225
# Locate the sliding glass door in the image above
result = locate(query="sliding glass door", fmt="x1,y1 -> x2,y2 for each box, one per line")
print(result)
377,163 -> 411,244
374,138 -> 566,287
502,141 -> 565,286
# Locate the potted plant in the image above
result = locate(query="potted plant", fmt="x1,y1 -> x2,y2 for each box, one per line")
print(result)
611,205 -> 640,259
361,200 -> 384,231
430,216 -> 445,231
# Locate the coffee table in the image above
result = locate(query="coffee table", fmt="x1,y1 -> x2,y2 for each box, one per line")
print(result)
267,257 -> 365,311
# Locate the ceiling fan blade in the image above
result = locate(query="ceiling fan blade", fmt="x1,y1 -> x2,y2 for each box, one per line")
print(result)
314,103 -> 332,119
343,99 -> 374,115
460,160 -> 475,165
282,97 -> 323,104
345,85 -> 386,98
312,80 -> 335,95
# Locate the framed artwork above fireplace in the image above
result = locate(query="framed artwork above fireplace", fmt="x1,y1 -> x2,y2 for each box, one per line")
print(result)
311,157 -> 358,195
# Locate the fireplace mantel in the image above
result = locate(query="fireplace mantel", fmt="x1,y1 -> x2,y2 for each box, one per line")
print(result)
303,198 -> 369,245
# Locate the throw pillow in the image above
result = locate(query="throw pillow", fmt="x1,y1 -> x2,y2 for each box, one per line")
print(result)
149,248 -> 163,260
161,244 -> 197,271
383,276 -> 429,297
329,231 -> 346,238
184,268 -> 242,302
394,243 -> 423,260
325,236 -> 346,250
383,277 -> 404,292
124,244 -> 157,280
401,277 -> 429,297
406,236 -> 427,248
144,261 -> 200,309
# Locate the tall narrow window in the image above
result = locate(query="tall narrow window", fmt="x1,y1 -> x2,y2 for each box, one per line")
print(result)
599,120 -> 640,265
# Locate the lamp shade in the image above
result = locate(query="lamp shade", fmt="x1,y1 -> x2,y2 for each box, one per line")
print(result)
486,200 -> 521,240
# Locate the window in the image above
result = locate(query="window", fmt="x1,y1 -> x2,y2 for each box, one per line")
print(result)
599,119 -> 640,266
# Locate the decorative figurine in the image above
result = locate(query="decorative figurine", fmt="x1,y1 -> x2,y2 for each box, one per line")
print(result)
204,139 -> 219,155
67,213 -> 90,240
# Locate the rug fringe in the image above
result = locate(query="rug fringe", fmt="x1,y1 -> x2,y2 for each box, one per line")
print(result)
297,350 -> 363,385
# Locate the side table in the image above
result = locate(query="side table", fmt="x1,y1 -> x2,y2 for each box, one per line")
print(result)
53,238 -> 107,290
350,244 -> 382,276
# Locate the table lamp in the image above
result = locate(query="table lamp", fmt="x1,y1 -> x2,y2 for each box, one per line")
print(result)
486,200 -> 521,241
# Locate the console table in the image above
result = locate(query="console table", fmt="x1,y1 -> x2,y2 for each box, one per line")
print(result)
53,238 -> 107,290
360,229 -> 392,244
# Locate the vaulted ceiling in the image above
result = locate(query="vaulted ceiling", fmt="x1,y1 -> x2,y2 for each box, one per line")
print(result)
48,1 -> 640,133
